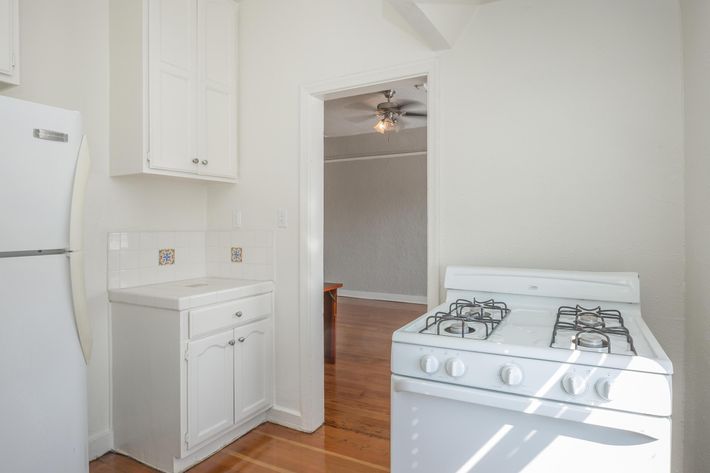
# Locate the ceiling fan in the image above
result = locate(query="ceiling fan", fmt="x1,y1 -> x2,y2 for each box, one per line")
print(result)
346,89 -> 427,134
373,89 -> 427,134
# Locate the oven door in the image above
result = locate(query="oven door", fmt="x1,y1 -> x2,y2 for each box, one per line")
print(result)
391,375 -> 670,473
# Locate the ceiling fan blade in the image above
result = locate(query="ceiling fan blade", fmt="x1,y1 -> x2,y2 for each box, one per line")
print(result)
403,111 -> 427,118
345,115 -> 377,123
342,102 -> 377,113
397,99 -> 425,109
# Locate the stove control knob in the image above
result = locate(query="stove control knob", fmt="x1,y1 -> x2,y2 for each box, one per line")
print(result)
499,364 -> 523,386
561,374 -> 587,396
445,358 -> 466,378
419,355 -> 440,374
595,378 -> 615,401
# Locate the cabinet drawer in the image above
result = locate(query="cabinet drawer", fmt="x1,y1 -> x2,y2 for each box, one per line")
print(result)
189,293 -> 271,338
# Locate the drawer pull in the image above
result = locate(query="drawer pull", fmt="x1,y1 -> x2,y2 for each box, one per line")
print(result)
238,337 -> 246,343
228,339 -> 236,346
234,311 -> 243,318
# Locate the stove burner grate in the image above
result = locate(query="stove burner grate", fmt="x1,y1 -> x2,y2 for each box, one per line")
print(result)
550,305 -> 636,355
420,298 -> 510,339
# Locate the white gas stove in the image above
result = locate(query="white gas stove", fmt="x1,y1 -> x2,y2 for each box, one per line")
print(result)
391,266 -> 672,473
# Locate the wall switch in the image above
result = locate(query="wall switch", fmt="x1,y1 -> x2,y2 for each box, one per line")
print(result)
232,209 -> 243,228
277,208 -> 288,228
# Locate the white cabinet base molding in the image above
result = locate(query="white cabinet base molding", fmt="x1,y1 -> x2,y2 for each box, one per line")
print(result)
110,279 -> 274,473
109,0 -> 238,182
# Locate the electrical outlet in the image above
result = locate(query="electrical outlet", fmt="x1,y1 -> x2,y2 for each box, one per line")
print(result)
277,208 -> 288,228
232,209 -> 243,228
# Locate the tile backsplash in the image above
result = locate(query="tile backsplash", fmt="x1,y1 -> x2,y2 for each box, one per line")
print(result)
206,230 -> 274,281
107,231 -> 206,289
107,230 -> 274,289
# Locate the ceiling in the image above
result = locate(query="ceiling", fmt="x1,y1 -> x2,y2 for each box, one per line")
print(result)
324,77 -> 428,138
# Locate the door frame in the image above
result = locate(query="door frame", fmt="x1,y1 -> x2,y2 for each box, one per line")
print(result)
297,59 -> 440,431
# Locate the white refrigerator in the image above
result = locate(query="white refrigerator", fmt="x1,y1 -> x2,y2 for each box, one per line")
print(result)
0,96 -> 92,472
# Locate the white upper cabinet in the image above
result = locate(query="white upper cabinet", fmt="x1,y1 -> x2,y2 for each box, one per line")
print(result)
110,0 -> 238,182
0,0 -> 19,85
197,0 -> 237,178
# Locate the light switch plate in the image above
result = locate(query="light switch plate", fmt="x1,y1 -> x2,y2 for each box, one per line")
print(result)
277,208 -> 288,228
232,209 -> 243,228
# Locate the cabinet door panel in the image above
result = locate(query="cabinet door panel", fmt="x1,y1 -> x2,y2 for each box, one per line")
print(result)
197,0 -> 237,179
234,319 -> 273,423
187,330 -> 234,449
149,0 -> 197,174
0,0 -> 12,75
0,0 -> 18,84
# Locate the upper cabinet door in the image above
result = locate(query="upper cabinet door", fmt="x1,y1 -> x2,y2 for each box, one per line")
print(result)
196,0 -> 237,179
148,0 -> 198,174
234,319 -> 273,423
186,329 -> 235,449
0,0 -> 19,85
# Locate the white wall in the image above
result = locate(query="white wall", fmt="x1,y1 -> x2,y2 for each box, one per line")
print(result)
0,0 -> 208,456
681,0 -> 710,471
206,1 -> 685,470
324,152 -> 427,299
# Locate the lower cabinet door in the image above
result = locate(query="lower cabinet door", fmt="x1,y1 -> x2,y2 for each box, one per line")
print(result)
234,319 -> 273,423
187,329 -> 235,449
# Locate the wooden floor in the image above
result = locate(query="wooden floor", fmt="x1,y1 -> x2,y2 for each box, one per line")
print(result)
90,297 -> 424,473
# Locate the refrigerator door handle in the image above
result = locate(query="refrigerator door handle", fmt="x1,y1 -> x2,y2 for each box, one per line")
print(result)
69,135 -> 92,363
69,135 -> 90,253
69,251 -> 91,363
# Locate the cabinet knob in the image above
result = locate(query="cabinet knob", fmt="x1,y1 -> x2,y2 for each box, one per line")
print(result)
201,159 -> 208,165
228,339 -> 236,346
192,158 -> 199,164
238,337 -> 246,343
234,311 -> 243,318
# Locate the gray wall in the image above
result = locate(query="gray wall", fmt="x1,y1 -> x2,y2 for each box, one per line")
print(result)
682,0 -> 710,471
324,130 -> 426,297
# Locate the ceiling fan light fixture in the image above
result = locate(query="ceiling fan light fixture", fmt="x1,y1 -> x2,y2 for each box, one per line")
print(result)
373,111 -> 399,134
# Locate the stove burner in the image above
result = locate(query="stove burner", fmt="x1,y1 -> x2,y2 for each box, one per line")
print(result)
420,298 -> 510,339
577,313 -> 603,328
550,305 -> 636,355
576,331 -> 608,350
444,322 -> 476,335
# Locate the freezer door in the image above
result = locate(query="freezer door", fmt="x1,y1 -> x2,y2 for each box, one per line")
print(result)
0,254 -> 88,472
0,96 -> 82,252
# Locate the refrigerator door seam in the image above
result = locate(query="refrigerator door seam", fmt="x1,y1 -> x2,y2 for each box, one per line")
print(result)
0,249 -> 68,258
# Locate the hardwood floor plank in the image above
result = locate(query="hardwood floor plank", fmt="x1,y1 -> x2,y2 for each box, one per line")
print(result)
90,297 -> 424,473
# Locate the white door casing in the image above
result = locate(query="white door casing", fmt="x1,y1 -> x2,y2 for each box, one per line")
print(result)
296,59 -> 439,432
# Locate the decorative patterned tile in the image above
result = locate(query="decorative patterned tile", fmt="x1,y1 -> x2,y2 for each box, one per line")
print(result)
231,247 -> 243,263
159,248 -> 175,266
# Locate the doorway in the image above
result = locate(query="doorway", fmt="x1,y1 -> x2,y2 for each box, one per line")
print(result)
297,60 -> 439,433
322,77 -> 429,438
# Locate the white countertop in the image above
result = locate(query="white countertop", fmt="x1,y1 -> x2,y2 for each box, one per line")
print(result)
108,277 -> 274,310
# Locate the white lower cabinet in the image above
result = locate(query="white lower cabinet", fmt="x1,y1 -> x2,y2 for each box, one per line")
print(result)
234,319 -> 273,423
111,286 -> 274,473
186,319 -> 273,450
186,330 -> 235,449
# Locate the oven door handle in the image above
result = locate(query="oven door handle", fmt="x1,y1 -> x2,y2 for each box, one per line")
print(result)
393,376 -> 669,440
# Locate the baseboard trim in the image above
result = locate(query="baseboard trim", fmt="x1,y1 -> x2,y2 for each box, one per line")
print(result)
89,429 -> 114,460
267,405 -> 314,432
339,289 -> 427,305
